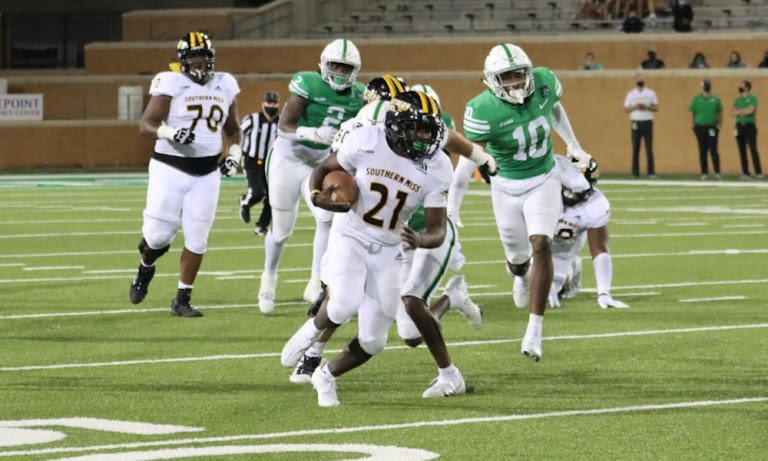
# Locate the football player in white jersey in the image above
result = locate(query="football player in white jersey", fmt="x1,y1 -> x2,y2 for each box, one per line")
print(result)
550,158 -> 629,309
129,32 -> 243,317
258,39 -> 366,314
280,91 -> 468,407
288,77 -> 483,386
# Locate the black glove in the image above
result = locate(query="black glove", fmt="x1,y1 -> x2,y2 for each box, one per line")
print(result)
478,162 -> 497,184
172,127 -> 195,145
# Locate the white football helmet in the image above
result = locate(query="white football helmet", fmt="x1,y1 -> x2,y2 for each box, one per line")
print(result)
410,83 -> 441,108
483,44 -> 534,104
319,38 -> 361,91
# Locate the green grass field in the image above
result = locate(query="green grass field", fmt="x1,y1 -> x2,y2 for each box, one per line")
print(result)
1,174 -> 767,460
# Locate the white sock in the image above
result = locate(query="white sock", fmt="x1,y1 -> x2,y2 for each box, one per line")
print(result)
593,252 -> 612,296
311,220 -> 331,278
263,231 -> 285,273
306,342 -> 327,358
438,364 -> 459,379
321,363 -> 336,379
178,281 -> 193,289
526,313 -> 543,338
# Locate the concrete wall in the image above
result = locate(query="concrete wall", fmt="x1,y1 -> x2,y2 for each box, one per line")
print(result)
2,70 -> 765,174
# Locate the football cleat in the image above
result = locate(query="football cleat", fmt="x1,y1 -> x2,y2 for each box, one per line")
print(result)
422,371 -> 467,398
443,275 -> 483,329
238,195 -> 250,223
512,273 -> 530,309
258,271 -> 277,314
289,355 -> 322,384
170,298 -> 203,318
560,258 -> 582,299
254,225 -> 268,237
281,318 -> 322,368
129,264 -> 155,305
521,333 -> 542,361
311,364 -> 340,407
303,276 -> 322,304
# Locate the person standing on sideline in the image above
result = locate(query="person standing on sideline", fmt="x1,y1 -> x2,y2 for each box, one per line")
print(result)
623,76 -> 658,178
239,91 -> 280,235
733,81 -> 763,179
689,79 -> 723,180
129,32 -> 243,317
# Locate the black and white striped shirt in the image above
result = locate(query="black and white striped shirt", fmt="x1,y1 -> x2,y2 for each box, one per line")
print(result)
241,112 -> 279,169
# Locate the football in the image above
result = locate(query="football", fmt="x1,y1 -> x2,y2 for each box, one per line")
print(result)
322,170 -> 359,205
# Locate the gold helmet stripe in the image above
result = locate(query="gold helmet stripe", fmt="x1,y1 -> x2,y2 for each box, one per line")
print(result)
189,32 -> 197,47
384,75 -> 405,94
382,76 -> 396,100
426,94 -> 438,115
196,32 -> 204,48
416,91 -> 429,114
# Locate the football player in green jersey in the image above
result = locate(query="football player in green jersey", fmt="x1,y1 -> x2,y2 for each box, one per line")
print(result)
464,43 -> 590,361
258,39 -> 365,314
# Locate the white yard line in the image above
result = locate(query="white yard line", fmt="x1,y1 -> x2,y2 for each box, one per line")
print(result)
0,397 -> 765,459
21,266 -> 84,271
1,323 -> 766,372
679,296 -> 747,303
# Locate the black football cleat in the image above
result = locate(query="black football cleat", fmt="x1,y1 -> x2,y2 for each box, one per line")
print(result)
129,265 -> 155,305
170,298 -> 203,318
239,195 -> 251,223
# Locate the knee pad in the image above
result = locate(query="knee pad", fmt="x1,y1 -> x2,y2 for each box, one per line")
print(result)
138,238 -> 170,265
397,321 -> 421,346
357,335 -> 387,356
142,217 -> 177,250
183,237 -> 207,255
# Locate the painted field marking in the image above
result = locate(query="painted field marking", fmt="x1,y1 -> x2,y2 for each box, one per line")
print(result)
2,323 -> 766,372
21,266 -> 84,271
679,296 -> 747,303
0,397 -> 765,459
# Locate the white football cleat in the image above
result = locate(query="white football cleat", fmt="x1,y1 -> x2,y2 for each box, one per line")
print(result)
303,276 -> 322,304
561,258 -> 582,299
281,318 -> 322,368
521,333 -> 542,361
258,271 -> 277,314
444,275 -> 483,329
422,371 -> 467,398
311,364 -> 340,407
597,293 -> 630,309
512,273 -> 530,309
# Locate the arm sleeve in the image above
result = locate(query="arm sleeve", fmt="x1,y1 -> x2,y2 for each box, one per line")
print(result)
447,155 -> 476,212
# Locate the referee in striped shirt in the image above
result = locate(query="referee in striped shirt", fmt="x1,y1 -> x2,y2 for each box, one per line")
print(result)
239,91 -> 280,235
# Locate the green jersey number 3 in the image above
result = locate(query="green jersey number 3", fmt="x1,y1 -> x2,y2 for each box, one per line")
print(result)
512,115 -> 551,161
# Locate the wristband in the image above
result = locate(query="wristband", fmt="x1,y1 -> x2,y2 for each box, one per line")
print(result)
468,143 -> 492,166
310,189 -> 321,197
228,144 -> 243,163
157,125 -> 176,141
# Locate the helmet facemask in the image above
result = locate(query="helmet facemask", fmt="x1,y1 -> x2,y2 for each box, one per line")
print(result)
385,91 -> 445,163
562,158 -> 600,206
177,32 -> 215,85
483,44 -> 534,104
319,39 -> 361,91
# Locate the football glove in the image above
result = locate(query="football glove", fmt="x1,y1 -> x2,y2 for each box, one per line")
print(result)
220,155 -> 239,177
296,126 -> 339,145
566,145 -> 591,167
597,293 -> 630,309
157,125 -> 195,145
469,144 -> 498,184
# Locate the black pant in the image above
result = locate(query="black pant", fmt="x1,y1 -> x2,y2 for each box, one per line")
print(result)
736,123 -> 762,176
631,120 -> 655,176
243,167 -> 271,229
693,125 -> 720,175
